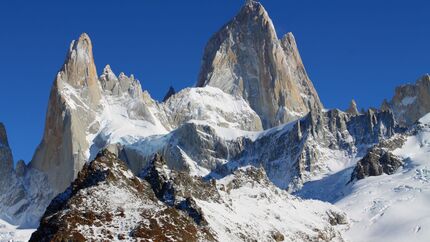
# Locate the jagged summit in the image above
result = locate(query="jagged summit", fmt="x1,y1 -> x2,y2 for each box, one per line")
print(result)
346,99 -> 360,116
61,33 -> 101,105
196,1 -> 322,128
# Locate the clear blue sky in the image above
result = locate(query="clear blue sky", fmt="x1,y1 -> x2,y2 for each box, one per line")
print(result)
1,0 -> 429,163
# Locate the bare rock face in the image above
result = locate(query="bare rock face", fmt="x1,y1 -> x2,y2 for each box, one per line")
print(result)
0,123 -> 13,178
384,74 -> 430,126
196,1 -> 322,128
30,33 -> 103,194
350,135 -> 406,181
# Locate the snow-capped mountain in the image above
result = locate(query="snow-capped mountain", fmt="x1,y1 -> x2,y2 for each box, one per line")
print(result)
297,113 -> 430,242
30,150 -> 347,242
0,123 -> 54,228
196,0 -> 322,128
1,0 -> 430,241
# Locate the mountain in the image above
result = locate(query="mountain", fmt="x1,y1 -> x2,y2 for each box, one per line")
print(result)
30,150 -> 347,242
196,0 -> 322,128
28,31 -> 264,195
298,113 -> 430,242
0,123 -> 54,228
383,74 -> 430,126
29,33 -> 104,194
1,1 -> 430,241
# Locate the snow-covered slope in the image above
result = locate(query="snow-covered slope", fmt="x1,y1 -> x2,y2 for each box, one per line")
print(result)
2,1 -> 430,241
162,86 -> 262,131
298,113 -> 430,242
197,167 -> 348,241
30,150 -> 348,241
0,219 -> 33,242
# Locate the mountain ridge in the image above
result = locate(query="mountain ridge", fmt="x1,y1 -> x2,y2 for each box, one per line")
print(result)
1,1 -> 430,241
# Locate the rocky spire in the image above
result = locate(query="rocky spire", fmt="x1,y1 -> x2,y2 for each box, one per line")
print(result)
346,99 -> 360,116
196,1 -> 322,128
100,64 -> 119,94
30,33 -> 104,193
162,86 -> 176,102
0,123 -> 13,176
60,33 -> 101,106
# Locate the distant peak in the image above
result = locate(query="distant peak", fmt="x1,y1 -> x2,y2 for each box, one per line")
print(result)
346,99 -> 360,116
102,64 -> 116,77
0,122 -> 9,147
417,73 -> 430,84
103,64 -> 112,73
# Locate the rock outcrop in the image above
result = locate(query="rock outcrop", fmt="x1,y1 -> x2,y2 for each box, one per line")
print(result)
350,131 -> 407,181
196,0 -> 322,128
384,74 -> 430,126
351,147 -> 403,180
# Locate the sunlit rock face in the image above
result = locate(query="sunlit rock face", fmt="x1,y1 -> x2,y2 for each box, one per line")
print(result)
30,33 -> 104,194
196,0 -> 322,128
384,74 -> 430,126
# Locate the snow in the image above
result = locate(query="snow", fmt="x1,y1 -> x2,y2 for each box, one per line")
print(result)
163,86 -> 262,131
400,96 -> 417,106
196,168 -> 347,241
0,219 -> 33,242
187,119 -> 261,141
177,146 -> 211,176
298,113 -> 430,242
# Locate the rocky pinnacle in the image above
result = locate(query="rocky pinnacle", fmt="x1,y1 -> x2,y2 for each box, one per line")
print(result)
196,1 -> 322,128
30,33 -> 103,194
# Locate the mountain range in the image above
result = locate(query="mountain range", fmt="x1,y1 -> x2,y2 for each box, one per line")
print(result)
1,1 -> 430,241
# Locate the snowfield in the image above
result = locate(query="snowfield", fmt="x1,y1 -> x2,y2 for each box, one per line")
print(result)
299,113 -> 430,242
196,167 -> 348,242
0,219 -> 34,242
